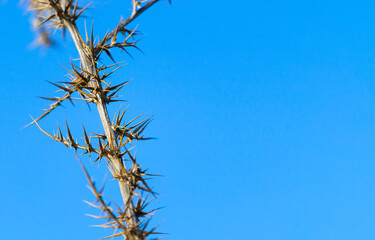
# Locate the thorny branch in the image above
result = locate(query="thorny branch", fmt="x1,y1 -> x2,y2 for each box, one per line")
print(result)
23,0 -> 169,239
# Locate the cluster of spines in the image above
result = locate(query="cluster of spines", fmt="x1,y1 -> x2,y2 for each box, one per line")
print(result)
33,104 -> 160,239
80,160 -> 162,240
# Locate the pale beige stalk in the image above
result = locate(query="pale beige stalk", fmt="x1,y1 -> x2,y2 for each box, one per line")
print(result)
26,1 -> 165,237
63,20 -> 139,229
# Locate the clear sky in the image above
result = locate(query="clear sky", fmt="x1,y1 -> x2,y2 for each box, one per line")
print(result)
1,0 -> 375,239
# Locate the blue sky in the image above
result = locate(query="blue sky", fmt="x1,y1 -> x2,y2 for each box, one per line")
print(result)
1,0 -> 375,239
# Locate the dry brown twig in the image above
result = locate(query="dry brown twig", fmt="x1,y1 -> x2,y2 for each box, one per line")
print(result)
22,0 -> 170,239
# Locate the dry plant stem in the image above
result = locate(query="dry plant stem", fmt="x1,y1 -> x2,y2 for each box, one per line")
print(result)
112,0 -> 160,37
64,20 -> 139,228
25,1 -> 168,237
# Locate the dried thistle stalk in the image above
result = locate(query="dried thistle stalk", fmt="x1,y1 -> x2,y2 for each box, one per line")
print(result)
22,0 -> 169,239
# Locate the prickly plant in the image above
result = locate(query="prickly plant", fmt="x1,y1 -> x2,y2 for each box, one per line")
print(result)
22,1 -> 169,239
